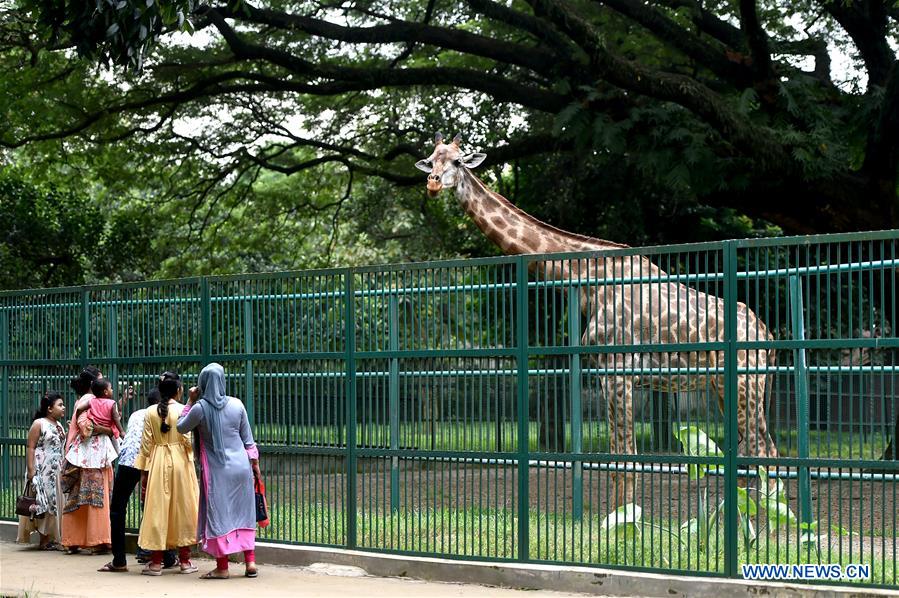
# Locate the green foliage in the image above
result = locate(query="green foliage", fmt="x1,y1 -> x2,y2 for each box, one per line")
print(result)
601,424 -> 872,560
648,427 -> 854,556
0,167 -> 160,289
0,168 -> 101,289
673,425 -> 723,480
20,0 -> 196,70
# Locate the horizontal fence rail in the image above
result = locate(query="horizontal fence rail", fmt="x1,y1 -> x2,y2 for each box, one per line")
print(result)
1,230 -> 897,588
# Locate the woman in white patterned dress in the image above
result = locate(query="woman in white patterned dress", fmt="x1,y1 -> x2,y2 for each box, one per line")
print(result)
17,391 -> 67,550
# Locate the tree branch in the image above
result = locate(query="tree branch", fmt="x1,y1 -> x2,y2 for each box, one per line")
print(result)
772,38 -> 832,83
0,70 -> 295,147
388,0 -> 437,68
465,0 -> 583,62
212,3 -> 564,77
203,7 -> 569,113
737,0 -> 777,104
862,60 -> 899,223
483,134 -> 573,168
597,0 -> 750,86
240,132 -> 573,186
820,0 -> 894,88
650,0 -> 744,50
530,0 -> 793,168
0,58 -> 570,150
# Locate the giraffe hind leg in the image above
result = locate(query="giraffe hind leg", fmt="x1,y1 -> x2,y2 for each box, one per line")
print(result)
710,375 -> 749,488
740,356 -> 778,460
711,352 -> 778,489
604,374 -> 637,508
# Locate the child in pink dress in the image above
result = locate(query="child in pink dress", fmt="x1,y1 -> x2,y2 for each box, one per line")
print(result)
65,379 -> 123,469
86,379 -> 124,440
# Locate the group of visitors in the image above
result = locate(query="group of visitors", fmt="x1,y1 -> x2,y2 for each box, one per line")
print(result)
17,362 -> 262,579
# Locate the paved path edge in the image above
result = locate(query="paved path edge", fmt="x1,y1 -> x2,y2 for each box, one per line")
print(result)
2,521 -> 895,597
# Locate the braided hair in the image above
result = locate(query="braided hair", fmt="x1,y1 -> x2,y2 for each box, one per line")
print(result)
156,371 -> 182,433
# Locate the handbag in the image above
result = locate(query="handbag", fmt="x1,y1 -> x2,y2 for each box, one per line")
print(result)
15,479 -> 42,518
254,472 -> 270,528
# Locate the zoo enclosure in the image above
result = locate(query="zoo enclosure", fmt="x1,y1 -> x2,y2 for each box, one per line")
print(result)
0,230 -> 897,588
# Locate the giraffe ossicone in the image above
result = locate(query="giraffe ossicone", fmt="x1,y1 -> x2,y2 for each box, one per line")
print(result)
415,133 -> 779,508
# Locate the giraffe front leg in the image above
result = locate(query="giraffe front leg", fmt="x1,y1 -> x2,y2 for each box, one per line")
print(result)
604,374 -> 637,508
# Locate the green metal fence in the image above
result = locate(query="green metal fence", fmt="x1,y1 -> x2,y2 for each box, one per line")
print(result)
1,230 -> 897,588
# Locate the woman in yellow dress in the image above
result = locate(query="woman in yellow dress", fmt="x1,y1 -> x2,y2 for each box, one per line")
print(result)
135,372 -> 199,576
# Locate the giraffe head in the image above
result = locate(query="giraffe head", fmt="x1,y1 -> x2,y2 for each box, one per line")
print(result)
415,132 -> 487,197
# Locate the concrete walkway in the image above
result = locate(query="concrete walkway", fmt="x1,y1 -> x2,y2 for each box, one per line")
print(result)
0,541 -> 588,598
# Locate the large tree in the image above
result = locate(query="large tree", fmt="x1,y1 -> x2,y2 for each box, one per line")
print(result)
1,1 -> 897,459
2,0 -> 897,242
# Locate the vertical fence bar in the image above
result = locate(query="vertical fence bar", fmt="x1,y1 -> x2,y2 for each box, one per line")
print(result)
106,303 -> 118,402
568,288 -> 583,520
789,275 -> 813,529
244,299 -> 255,427
388,294 -> 400,513
201,278 -> 211,366
0,309 -> 9,490
516,256 -> 530,562
81,289 -> 90,369
723,241 -> 739,578
345,270 -> 357,549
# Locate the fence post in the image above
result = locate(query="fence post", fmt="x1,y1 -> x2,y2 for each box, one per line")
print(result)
723,241 -> 739,578
345,270 -> 357,549
516,256 -> 530,562
106,303 -> 118,405
244,299 -> 255,427
568,288 -> 583,521
200,278 -> 211,366
789,276 -> 813,531
81,290 -> 90,370
388,294 -> 400,513
1,309 -> 9,490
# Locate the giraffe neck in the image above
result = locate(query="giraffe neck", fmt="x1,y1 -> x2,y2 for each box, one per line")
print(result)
455,169 -> 628,255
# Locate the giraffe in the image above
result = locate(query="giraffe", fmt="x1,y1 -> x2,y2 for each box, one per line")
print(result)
415,132 -> 779,507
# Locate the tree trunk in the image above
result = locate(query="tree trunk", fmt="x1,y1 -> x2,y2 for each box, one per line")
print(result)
534,289 -> 567,452
880,412 -> 898,461
651,392 -> 678,452
539,399 -> 563,451
866,242 -> 898,462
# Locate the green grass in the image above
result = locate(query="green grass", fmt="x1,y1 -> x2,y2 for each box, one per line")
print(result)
253,421 -> 888,460
4,419 -> 888,459
259,503 -> 896,586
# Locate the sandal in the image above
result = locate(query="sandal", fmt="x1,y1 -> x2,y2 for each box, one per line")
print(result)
141,565 -> 162,576
40,542 -> 60,551
245,563 -> 258,578
180,562 -> 199,574
98,561 -> 128,573
200,569 -> 229,579
90,545 -> 111,555
65,546 -> 81,555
